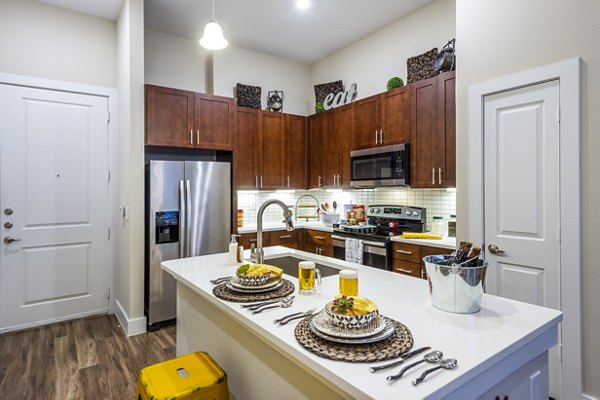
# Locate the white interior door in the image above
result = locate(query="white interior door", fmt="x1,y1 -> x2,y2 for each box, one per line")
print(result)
483,80 -> 562,397
0,84 -> 110,333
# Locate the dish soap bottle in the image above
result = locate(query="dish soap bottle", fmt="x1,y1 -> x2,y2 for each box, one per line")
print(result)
229,234 -> 241,264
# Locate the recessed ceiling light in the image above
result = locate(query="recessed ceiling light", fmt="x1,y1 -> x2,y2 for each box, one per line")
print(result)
295,0 -> 310,10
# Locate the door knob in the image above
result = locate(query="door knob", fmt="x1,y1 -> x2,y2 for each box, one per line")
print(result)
487,243 -> 505,254
4,236 -> 21,244
4,208 -> 13,215
4,222 -> 13,229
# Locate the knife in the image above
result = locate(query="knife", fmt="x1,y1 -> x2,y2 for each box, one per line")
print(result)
368,346 -> 432,373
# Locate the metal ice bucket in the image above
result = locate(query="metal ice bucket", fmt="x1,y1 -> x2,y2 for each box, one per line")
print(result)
423,255 -> 488,314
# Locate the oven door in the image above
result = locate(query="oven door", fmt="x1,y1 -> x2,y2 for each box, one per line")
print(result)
350,143 -> 409,187
332,235 -> 391,271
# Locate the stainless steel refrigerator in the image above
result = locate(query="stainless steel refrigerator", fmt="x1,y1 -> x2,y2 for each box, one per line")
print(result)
145,160 -> 231,330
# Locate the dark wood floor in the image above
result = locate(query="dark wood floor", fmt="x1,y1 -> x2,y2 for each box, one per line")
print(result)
0,314 -> 176,399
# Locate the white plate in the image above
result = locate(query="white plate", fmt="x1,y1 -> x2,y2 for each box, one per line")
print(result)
226,279 -> 284,293
309,315 -> 396,344
310,309 -> 387,339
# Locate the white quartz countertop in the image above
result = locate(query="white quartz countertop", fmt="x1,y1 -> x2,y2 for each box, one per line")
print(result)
238,221 -> 334,233
162,246 -> 561,399
390,235 -> 457,250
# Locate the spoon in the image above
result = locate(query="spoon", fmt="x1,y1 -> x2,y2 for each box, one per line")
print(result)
412,358 -> 458,385
386,350 -> 443,382
242,295 -> 294,310
251,297 -> 294,314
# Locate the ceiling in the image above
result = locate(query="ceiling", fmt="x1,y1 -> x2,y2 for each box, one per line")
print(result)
36,0 -> 435,64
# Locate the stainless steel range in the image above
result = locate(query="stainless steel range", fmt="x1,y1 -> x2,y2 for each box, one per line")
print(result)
332,205 -> 426,271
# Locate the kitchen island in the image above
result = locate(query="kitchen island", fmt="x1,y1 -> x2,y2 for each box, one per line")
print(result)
162,246 -> 561,400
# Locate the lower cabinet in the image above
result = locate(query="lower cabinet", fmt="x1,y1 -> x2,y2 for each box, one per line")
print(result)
238,233 -> 263,250
238,230 -> 300,253
302,230 -> 333,257
392,242 -> 453,279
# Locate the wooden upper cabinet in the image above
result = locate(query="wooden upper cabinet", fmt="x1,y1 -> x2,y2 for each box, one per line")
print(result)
439,72 -> 456,187
259,111 -> 286,189
285,114 -> 307,189
354,95 -> 381,149
145,85 -> 235,150
307,114 -> 323,189
145,85 -> 194,147
194,93 -> 235,151
234,107 -> 259,189
335,104 -> 355,187
381,86 -> 411,146
410,71 -> 456,188
321,110 -> 339,187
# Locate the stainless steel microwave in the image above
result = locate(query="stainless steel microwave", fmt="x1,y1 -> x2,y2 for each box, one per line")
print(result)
350,144 -> 410,187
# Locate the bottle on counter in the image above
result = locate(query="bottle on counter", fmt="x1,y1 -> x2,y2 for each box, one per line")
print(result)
448,214 -> 456,238
431,216 -> 447,236
229,234 -> 241,264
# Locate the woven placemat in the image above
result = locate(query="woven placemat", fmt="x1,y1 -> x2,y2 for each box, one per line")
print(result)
212,279 -> 295,303
294,317 -> 413,363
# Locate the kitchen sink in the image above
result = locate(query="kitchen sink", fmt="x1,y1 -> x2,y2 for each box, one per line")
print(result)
264,255 -> 341,278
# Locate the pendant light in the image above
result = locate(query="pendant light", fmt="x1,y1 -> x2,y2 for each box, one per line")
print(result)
199,0 -> 228,50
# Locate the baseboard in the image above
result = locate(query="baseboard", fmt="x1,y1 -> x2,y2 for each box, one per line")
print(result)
583,394 -> 598,400
0,309 -> 107,334
115,300 -> 147,336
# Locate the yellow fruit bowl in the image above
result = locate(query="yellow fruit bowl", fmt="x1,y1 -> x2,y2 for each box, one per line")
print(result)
325,301 -> 379,330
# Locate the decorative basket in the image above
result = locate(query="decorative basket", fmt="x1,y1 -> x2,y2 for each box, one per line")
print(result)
325,302 -> 378,330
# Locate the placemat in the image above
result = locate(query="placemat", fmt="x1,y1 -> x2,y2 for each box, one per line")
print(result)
213,279 -> 295,303
294,317 -> 413,363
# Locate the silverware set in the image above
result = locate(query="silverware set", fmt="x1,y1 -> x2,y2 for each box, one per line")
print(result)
273,308 -> 317,326
370,348 -> 458,385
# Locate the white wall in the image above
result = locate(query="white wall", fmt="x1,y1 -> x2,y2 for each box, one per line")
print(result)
310,0 -> 455,104
213,44 -> 312,115
0,0 -> 117,88
117,0 -> 145,325
455,0 -> 600,397
145,29 -> 209,93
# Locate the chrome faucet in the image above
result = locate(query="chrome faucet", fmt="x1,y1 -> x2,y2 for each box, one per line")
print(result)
294,194 -> 320,222
251,199 -> 294,264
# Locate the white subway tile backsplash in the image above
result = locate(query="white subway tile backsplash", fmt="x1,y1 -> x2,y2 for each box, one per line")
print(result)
237,187 -> 457,232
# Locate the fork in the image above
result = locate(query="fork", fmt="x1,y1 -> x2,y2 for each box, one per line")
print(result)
243,295 -> 294,311
251,298 -> 294,314
274,308 -> 317,325
210,276 -> 232,284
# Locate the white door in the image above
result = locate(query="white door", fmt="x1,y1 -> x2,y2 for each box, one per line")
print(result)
0,84 -> 110,333
483,80 -> 562,397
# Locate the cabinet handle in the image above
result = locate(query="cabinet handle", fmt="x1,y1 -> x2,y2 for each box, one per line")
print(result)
255,176 -> 259,188
375,130 -> 379,144
380,130 -> 384,144
396,249 -> 413,255
196,129 -> 200,144
315,236 -> 325,240
190,129 -> 193,145
395,268 -> 413,275
315,246 -> 319,253
279,235 -> 292,239
432,168 -> 436,185
318,176 -> 322,187
260,176 -> 263,188
438,168 -> 443,185
249,239 -> 257,242
287,176 -> 290,188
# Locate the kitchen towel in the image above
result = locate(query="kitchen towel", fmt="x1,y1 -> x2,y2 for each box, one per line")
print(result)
345,238 -> 363,265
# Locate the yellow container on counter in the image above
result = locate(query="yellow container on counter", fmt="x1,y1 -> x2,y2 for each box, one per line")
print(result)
136,351 -> 228,400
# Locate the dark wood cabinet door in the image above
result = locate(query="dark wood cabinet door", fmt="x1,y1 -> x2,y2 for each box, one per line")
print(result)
259,111 -> 286,189
353,95 -> 381,150
410,76 -> 440,188
334,104 -> 355,187
284,114 -> 307,189
438,71 -> 456,188
268,230 -> 299,249
145,85 -> 194,147
234,107 -> 259,189
381,86 -> 411,146
194,93 -> 235,151
321,110 -> 338,186
307,114 -> 323,189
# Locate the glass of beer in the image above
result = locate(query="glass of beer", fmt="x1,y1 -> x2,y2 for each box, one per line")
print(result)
339,270 -> 358,296
298,261 -> 321,295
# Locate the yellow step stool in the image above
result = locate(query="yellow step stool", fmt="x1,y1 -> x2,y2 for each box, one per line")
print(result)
136,351 -> 229,400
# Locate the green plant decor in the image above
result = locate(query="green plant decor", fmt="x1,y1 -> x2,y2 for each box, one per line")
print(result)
386,76 -> 405,91
315,101 -> 325,113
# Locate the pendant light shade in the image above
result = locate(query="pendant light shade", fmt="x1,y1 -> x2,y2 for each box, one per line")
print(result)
200,0 -> 228,50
